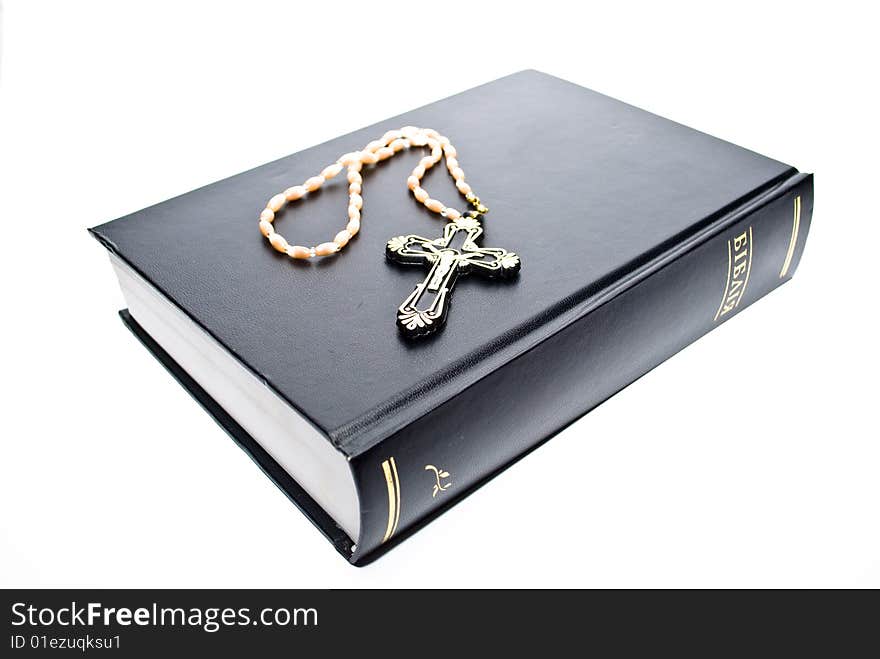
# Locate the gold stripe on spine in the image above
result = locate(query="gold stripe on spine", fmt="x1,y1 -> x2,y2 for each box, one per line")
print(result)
739,226 -> 753,305
381,458 -> 401,543
780,195 -> 801,278
391,458 -> 401,536
714,238 -> 734,321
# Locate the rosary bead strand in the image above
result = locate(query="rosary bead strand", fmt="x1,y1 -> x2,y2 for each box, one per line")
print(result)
258,127 -> 486,259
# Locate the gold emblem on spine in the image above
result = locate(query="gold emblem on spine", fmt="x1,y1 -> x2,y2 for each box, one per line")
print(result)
714,226 -> 753,321
425,465 -> 452,497
780,195 -> 801,278
381,457 -> 401,543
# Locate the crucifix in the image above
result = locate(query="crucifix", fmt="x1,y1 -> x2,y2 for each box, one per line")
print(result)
386,215 -> 520,338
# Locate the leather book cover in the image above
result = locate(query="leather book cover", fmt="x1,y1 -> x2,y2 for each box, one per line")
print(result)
90,70 -> 813,564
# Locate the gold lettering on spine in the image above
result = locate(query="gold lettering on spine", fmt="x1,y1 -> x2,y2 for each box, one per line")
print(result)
714,226 -> 754,321
780,195 -> 801,278
381,457 -> 401,543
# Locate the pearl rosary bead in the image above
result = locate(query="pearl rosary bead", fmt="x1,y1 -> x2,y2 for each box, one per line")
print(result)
258,127 -> 485,260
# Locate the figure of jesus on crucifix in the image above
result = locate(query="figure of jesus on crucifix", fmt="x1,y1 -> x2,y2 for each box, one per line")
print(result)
386,214 -> 520,338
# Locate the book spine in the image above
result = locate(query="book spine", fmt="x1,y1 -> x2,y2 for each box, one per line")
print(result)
349,173 -> 814,565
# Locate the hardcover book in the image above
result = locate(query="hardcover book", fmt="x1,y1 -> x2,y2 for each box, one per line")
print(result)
90,70 -> 813,565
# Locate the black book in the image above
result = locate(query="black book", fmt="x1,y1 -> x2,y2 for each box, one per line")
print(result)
90,70 -> 813,565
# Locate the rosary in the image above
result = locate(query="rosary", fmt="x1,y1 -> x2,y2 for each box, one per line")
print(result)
258,126 -> 520,338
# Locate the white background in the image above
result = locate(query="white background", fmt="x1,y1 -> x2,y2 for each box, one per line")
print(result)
1,0 -> 877,588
